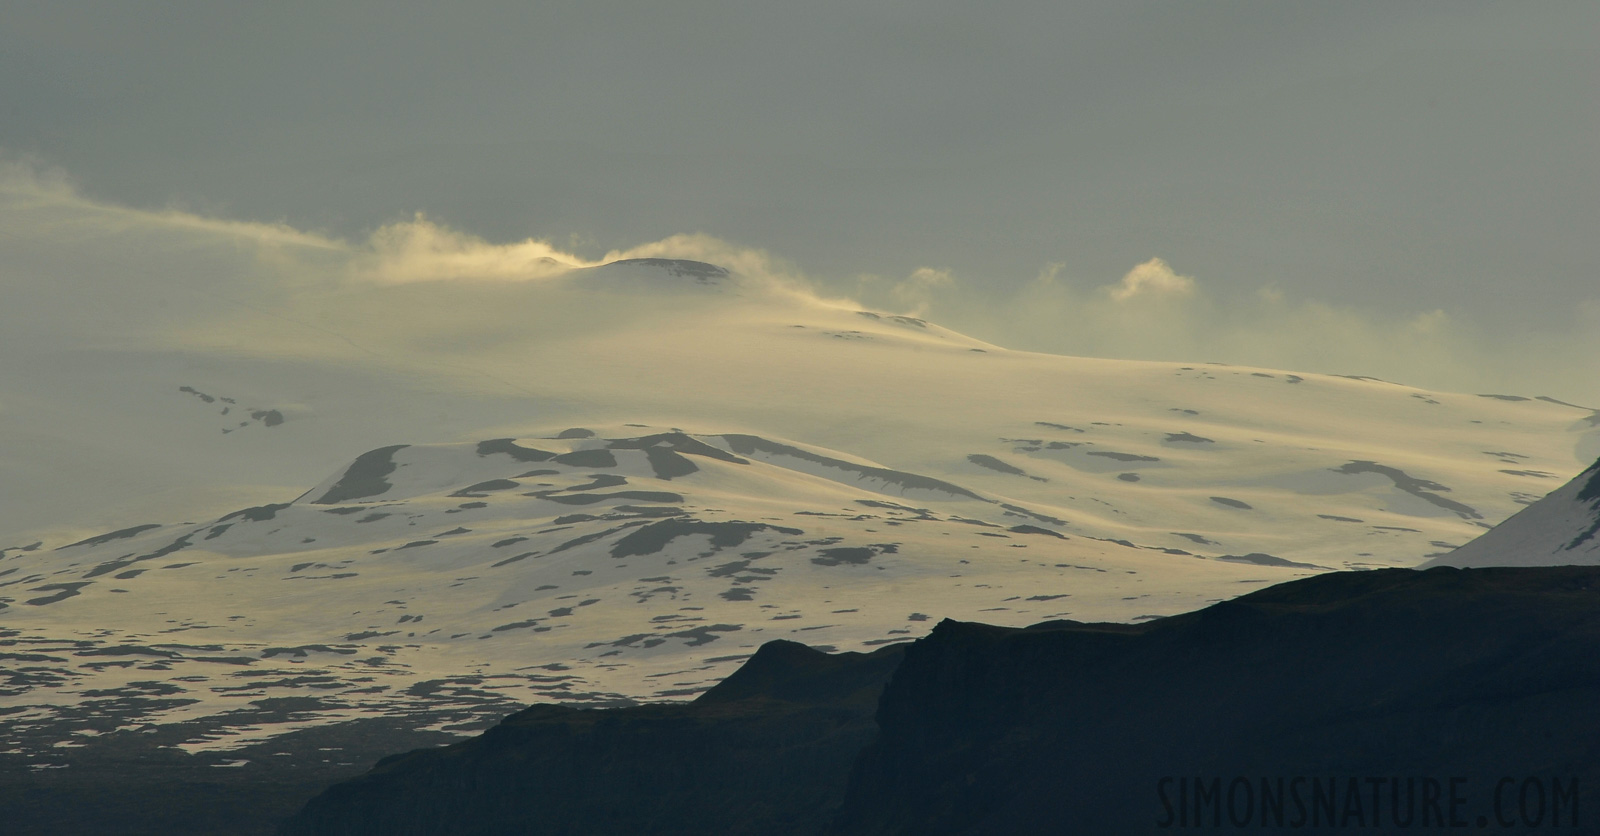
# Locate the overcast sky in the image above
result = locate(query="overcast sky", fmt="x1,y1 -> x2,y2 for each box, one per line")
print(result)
3,2 -> 1597,400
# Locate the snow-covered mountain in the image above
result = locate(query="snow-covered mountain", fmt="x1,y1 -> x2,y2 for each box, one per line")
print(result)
2,257 -> 1596,762
1422,455 -> 1600,568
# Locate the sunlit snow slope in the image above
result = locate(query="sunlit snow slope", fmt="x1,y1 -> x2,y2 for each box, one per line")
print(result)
1,258 -> 1595,759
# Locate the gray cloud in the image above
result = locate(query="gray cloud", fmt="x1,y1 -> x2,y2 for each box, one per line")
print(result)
0,2 -> 1593,345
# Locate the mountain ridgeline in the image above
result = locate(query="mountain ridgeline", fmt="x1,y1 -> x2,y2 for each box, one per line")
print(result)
282,563 -> 1600,835
281,640 -> 904,835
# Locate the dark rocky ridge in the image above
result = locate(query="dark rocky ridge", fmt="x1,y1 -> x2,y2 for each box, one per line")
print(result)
283,565 -> 1600,835
834,566 -> 1600,834
281,640 -> 904,835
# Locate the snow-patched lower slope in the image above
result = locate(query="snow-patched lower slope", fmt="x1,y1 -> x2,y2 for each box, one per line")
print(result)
1,428 -> 1292,757
1422,457 -> 1600,568
1,421 -> 1596,760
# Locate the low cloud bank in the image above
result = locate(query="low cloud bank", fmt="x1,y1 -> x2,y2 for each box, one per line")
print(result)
844,257 -> 1600,407
3,159 -> 1596,406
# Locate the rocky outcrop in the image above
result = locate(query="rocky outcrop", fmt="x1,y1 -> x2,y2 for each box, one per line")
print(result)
286,566 -> 1600,835
832,566 -> 1600,834
280,640 -> 903,836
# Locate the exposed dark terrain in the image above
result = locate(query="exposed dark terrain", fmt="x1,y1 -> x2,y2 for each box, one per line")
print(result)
0,714 -> 471,836
281,640 -> 904,835
283,565 -> 1600,835
833,566 -> 1599,834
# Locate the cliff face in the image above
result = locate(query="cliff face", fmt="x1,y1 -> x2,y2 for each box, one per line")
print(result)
832,567 -> 1600,834
279,640 -> 904,836
285,567 -> 1600,835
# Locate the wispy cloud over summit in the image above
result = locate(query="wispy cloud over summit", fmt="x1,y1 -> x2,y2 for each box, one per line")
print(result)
1108,257 -> 1195,302
3,158 -> 1597,406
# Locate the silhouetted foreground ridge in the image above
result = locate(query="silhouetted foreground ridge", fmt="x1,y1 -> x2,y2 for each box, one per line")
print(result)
285,566 -> 1600,835
282,638 -> 903,835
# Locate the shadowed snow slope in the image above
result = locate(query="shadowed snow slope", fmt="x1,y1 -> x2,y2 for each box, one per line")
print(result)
1422,456 -> 1600,568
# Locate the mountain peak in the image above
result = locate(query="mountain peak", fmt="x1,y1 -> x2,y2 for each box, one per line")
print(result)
597,258 -> 731,283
